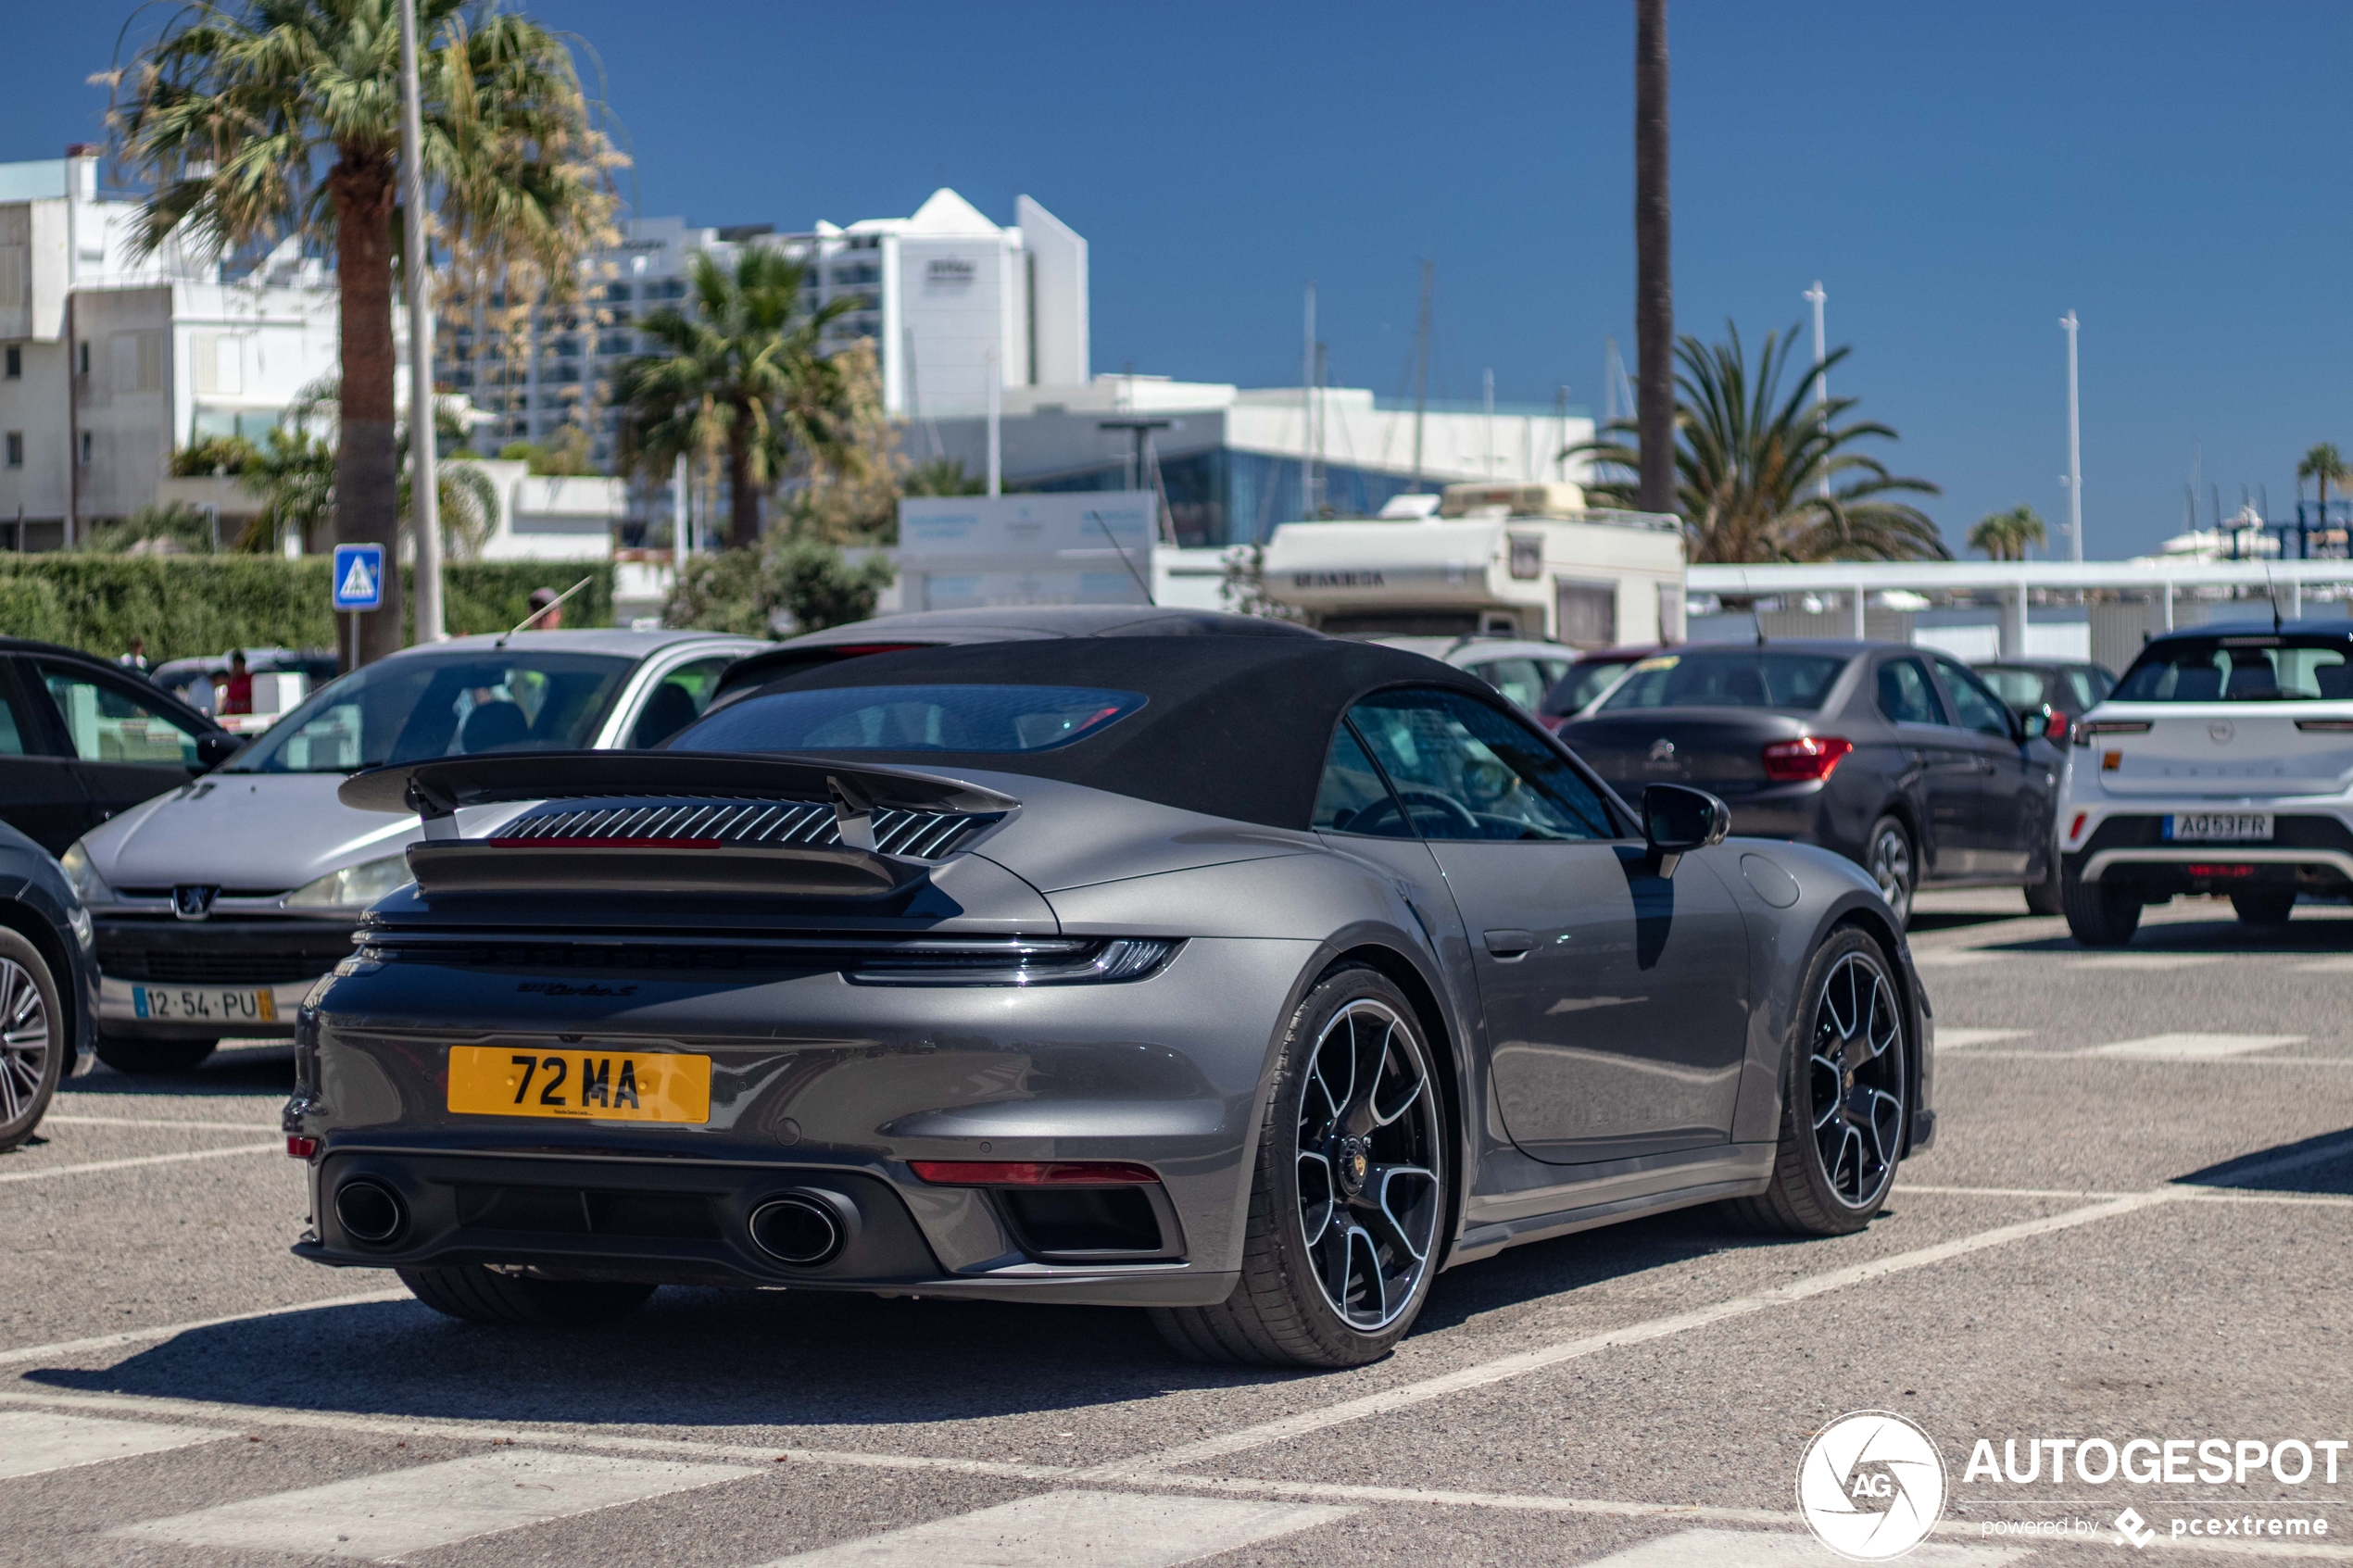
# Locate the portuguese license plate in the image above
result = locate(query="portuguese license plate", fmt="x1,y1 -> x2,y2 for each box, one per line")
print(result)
446,1046 -> 711,1123
132,985 -> 275,1024
2164,812 -> 2274,843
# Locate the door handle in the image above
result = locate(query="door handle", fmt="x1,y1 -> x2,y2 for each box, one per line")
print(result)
1484,928 -> 1537,960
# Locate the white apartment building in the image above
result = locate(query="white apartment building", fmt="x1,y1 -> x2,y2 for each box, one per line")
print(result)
447,189 -> 1088,474
0,148 -> 339,546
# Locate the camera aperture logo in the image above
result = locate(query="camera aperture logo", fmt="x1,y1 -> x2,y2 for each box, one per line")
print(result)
1799,1411 -> 1948,1561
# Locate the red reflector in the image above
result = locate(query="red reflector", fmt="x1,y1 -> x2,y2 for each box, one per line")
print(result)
483,837 -> 726,850
2069,811 -> 2088,841
1761,735 -> 1854,783
2187,864 -> 2256,878
286,1135 -> 319,1159
909,1160 -> 1160,1186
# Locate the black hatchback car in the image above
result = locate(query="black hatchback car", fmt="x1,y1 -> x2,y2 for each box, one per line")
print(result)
0,639 -> 233,856
1557,641 -> 2064,923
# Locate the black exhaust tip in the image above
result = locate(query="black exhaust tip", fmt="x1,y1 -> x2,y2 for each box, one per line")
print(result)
749,1193 -> 846,1266
334,1179 -> 407,1245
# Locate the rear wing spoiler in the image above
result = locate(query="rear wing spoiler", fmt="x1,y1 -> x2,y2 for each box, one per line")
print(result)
338,751 -> 1020,899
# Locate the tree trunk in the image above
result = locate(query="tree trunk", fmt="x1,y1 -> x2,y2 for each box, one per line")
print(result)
1633,0 -> 1676,519
330,154 -> 403,670
725,426 -> 761,550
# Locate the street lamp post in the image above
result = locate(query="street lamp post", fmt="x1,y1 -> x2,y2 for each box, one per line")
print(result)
397,0 -> 444,643
1803,280 -> 1827,499
2061,309 -> 2082,564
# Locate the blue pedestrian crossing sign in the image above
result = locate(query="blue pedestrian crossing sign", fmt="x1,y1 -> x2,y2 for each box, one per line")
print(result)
331,543 -> 385,611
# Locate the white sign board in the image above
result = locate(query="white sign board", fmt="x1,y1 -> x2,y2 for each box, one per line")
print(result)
897,492 -> 1156,609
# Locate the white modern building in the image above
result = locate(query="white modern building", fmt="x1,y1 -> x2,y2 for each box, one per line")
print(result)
444,189 -> 1088,476
0,148 -> 340,546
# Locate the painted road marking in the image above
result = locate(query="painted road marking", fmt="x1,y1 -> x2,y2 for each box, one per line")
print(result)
2067,953 -> 2227,971
1935,1029 -> 2031,1049
0,1142 -> 279,1184
758,1489 -> 1353,1568
2293,956 -> 2353,972
2094,1033 -> 2306,1060
111,1449 -> 756,1560
1572,1528 -> 2027,1566
0,1409 -> 233,1479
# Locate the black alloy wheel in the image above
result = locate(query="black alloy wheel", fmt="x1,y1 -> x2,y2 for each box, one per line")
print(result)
1151,966 -> 1449,1367
1865,816 -> 1916,929
1725,927 -> 1907,1236
0,934 -> 63,1153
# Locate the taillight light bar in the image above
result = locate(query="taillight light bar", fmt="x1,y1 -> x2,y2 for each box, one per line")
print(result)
2295,719 -> 2353,733
1761,735 -> 1854,783
2043,709 -> 2070,744
909,1160 -> 1161,1187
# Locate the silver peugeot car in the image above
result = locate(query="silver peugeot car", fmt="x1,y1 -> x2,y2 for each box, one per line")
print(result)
289,634 -> 1934,1368
63,628 -> 764,1073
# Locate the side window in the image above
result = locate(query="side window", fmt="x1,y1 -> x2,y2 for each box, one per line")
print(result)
1347,687 -> 1619,842
1876,657 -> 1947,726
1468,658 -> 1548,712
630,656 -> 735,748
1931,657 -> 2015,739
36,662 -> 202,767
1312,724 -> 1414,838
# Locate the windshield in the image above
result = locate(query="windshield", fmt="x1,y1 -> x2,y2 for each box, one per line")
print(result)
1596,652 -> 1850,712
2111,636 -> 2353,703
224,652 -> 635,773
675,684 -> 1146,754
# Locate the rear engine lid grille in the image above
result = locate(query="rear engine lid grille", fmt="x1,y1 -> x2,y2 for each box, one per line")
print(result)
365,932 -> 1180,985
491,797 -> 994,859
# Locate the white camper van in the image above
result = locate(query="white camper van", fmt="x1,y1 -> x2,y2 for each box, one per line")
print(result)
1261,483 -> 1686,646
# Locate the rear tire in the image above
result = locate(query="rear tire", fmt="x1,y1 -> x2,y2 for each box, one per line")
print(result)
2061,867 -> 2141,947
94,1034 -> 217,1075
2231,891 -> 2296,927
1722,927 -> 1907,1237
1864,815 -> 1917,929
1150,965 -> 1450,1368
0,931 -> 65,1154
396,1265 -> 655,1327
2024,830 -> 2065,916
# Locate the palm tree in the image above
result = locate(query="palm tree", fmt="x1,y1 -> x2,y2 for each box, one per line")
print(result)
1633,0 -> 1675,516
107,0 -> 615,663
1968,505 -> 2047,561
1571,322 -> 1947,563
2299,442 -> 2349,522
613,248 -> 861,550
239,378 -> 493,557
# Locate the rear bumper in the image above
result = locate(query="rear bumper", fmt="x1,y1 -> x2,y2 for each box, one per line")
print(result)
2059,805 -> 2353,894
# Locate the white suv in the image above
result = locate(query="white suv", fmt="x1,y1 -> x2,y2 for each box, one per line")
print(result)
2057,619 -> 2353,946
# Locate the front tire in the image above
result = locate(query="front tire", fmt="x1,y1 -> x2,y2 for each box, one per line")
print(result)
94,1034 -> 218,1075
2024,829 -> 2065,916
397,1265 -> 655,1327
0,932 -> 65,1154
1864,815 -> 1916,929
2060,867 -> 2141,947
2231,891 -> 2296,927
1151,966 -> 1449,1368
1725,927 -> 1907,1236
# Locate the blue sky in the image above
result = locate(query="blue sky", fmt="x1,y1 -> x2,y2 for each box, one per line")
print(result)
10,1 -> 2353,557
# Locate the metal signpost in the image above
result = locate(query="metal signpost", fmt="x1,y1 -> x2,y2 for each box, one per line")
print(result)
332,542 -> 386,671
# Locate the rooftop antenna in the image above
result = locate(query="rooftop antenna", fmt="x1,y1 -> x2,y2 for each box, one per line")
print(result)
1086,510 -> 1155,604
1745,571 -> 1766,646
2265,567 -> 2284,633
495,574 -> 594,648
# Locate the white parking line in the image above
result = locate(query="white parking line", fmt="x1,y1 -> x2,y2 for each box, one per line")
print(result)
758,1490 -> 1353,1568
41,1114 -> 282,1132
1935,1029 -> 2031,1050
0,1288 -> 411,1370
1572,1529 -> 2026,1566
2292,957 -> 2353,973
111,1448 -> 757,1560
0,1141 -> 280,1184
2070,954 -> 2226,971
0,1409 -> 233,1479
2094,1034 -> 2305,1060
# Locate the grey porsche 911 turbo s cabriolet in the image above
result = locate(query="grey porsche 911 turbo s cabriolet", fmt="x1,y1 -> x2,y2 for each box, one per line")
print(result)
288,636 -> 1935,1368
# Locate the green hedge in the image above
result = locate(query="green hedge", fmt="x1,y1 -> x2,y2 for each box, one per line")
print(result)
0,556 -> 614,665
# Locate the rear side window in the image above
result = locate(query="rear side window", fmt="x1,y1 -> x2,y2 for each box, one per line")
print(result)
1598,652 -> 1848,712
1467,658 -> 1553,712
1974,667 -> 2047,709
2113,637 -> 2353,702
1878,658 -> 1948,725
675,684 -> 1146,753
35,662 -> 204,767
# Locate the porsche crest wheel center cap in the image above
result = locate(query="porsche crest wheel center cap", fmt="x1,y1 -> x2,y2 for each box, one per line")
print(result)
1333,1135 -> 1370,1198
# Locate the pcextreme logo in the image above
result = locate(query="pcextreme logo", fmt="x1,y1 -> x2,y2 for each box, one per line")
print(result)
1797,1411 -> 1948,1561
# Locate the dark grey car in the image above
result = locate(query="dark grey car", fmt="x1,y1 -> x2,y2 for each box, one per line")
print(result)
288,636 -> 1934,1368
1559,641 -> 2065,922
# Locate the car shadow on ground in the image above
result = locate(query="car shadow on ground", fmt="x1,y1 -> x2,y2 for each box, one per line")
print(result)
61,1046 -> 293,1101
2175,1126 -> 2353,1197
19,1205 -> 1812,1432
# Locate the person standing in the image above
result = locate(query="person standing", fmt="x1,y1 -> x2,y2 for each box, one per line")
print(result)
524,587 -> 563,631
215,650 -> 253,716
118,637 -> 151,675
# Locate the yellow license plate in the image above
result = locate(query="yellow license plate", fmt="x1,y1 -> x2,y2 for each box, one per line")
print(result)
446,1046 -> 711,1123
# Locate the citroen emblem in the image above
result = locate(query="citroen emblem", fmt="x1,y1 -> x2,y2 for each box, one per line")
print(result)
1649,738 -> 1676,763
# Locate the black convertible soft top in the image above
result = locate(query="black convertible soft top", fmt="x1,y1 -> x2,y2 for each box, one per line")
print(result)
701,635 -> 1498,830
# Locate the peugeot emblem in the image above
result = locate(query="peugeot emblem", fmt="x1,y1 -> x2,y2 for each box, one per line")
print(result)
1649,738 -> 1677,762
2208,720 -> 2234,745
173,884 -> 220,922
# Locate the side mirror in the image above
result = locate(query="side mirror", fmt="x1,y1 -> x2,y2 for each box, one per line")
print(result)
2019,708 -> 2049,741
195,732 -> 244,771
1642,783 -> 1730,876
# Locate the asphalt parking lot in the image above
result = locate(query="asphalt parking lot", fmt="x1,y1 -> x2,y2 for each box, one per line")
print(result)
4,888 -> 2349,1567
